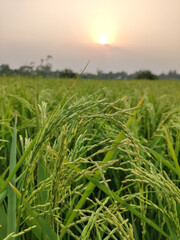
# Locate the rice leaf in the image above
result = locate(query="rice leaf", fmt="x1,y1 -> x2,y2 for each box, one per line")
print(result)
164,214 -> 179,240
7,117 -> 17,238
146,147 -> 180,178
0,190 -> 8,205
165,128 -> 180,174
0,203 -> 7,239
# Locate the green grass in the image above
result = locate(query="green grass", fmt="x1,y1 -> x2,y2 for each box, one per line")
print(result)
0,76 -> 180,239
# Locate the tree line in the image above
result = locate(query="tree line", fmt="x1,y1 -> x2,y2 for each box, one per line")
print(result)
83,70 -> 180,80
0,56 -> 180,80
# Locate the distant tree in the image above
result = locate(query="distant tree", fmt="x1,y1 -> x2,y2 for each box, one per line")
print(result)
97,69 -> 104,79
1,59 -> 180,80
167,70 -> 180,79
82,72 -> 97,79
118,71 -> 128,79
135,70 -> 158,80
0,64 -> 12,76
59,69 -> 77,78
36,55 -> 53,77
113,71 -> 128,80
107,71 -> 113,79
18,65 -> 33,76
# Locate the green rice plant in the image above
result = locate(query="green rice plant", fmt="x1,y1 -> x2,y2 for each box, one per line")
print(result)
1,92 -> 130,238
0,76 -> 180,239
121,154 -> 180,239
60,97 -> 153,238
86,176 -> 168,238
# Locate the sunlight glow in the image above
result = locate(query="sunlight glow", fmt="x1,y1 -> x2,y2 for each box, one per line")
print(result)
90,14 -> 117,46
91,24 -> 117,45
99,35 -> 108,45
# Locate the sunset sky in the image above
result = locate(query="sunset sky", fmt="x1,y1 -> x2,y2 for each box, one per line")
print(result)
1,0 -> 180,74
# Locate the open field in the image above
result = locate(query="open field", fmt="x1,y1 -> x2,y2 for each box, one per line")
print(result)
0,76 -> 180,239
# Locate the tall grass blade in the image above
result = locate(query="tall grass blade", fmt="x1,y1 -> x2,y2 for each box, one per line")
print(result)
0,135 -> 38,194
0,167 -> 9,180
165,128 -> 180,174
60,60 -> 89,105
37,159 -> 47,204
164,215 -> 179,240
7,117 -> 17,238
0,189 -> 8,205
146,147 -> 180,178
0,203 -> 7,239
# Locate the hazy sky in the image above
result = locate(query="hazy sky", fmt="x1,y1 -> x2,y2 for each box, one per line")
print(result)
1,0 -> 180,73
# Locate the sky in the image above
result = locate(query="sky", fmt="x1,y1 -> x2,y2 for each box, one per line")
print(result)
1,0 -> 180,74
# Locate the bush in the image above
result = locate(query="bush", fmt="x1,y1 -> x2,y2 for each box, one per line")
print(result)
59,69 -> 77,78
135,70 -> 158,80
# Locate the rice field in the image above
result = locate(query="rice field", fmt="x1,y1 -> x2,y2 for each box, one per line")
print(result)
0,76 -> 180,239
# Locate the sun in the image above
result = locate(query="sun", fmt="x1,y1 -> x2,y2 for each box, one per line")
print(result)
99,35 -> 108,45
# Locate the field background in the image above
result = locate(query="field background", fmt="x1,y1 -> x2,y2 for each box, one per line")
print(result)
0,77 -> 180,239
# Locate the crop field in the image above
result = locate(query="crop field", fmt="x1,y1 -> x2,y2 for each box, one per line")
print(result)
0,76 -> 180,239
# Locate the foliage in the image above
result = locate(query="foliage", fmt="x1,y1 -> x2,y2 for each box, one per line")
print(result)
0,65 -> 12,75
1,58 -> 180,80
135,70 -> 158,80
59,69 -> 77,78
0,76 -> 180,239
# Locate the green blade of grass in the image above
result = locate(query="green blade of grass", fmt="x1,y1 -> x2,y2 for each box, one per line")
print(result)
0,189 -> 8,205
60,96 -> 144,239
37,159 -> 48,204
131,213 -> 140,240
60,60 -> 89,105
7,117 -> 17,238
146,147 -> 180,178
165,128 -> 180,174
0,166 -> 9,180
0,134 -> 38,194
164,214 -> 179,240
0,203 -> 7,239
